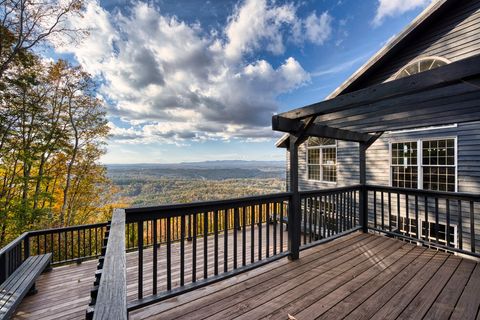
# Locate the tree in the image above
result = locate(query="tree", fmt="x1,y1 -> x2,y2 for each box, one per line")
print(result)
0,57 -> 110,244
0,0 -> 84,78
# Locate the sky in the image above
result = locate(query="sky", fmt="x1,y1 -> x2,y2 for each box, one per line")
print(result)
52,0 -> 434,164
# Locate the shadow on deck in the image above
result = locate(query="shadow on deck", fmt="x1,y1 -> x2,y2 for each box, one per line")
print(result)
13,231 -> 480,320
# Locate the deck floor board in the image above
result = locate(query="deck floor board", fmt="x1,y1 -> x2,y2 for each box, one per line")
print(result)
13,230 -> 480,320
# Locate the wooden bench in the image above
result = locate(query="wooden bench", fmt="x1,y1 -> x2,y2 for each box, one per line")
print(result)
0,253 -> 52,320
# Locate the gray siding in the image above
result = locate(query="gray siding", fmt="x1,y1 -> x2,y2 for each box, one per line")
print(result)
360,0 -> 480,87
295,122 -> 480,194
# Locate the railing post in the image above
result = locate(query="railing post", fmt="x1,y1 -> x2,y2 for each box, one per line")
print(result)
359,142 -> 368,233
288,136 -> 301,260
23,234 -> 30,260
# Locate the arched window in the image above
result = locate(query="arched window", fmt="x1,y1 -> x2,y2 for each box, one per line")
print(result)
394,57 -> 449,80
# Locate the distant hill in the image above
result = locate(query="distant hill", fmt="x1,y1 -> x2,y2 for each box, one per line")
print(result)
106,160 -> 285,170
106,160 -> 286,206
106,160 -> 285,181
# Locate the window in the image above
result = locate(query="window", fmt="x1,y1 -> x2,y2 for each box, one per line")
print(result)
389,216 -> 457,247
421,221 -> 456,246
422,139 -> 456,192
390,215 -> 418,236
307,137 -> 337,182
395,57 -> 449,80
391,142 -> 418,189
390,138 -> 456,192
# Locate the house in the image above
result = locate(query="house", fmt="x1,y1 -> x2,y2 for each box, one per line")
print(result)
277,0 -> 480,251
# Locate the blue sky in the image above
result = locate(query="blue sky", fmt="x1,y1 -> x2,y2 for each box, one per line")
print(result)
53,0 -> 433,163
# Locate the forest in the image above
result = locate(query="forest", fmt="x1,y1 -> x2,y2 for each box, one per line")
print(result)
0,0 -> 112,245
108,162 -> 286,207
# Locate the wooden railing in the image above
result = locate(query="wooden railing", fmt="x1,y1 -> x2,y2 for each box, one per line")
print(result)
124,192 -> 292,311
89,209 -> 128,320
3,185 -> 480,317
299,185 -> 362,248
0,232 -> 29,284
27,222 -> 109,265
365,185 -> 480,258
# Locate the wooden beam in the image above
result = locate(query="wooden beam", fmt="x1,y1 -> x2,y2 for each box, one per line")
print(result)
337,96 -> 480,131
317,82 -> 478,125
272,115 -> 373,143
279,54 -> 480,120
345,107 -> 480,133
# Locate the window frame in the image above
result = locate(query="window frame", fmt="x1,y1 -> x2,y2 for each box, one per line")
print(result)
389,137 -> 458,192
420,220 -> 457,248
306,139 -> 337,184
393,56 -> 450,80
389,215 -> 458,248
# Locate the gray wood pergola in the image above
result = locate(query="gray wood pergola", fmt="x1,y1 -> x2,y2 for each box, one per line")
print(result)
272,53 -> 480,259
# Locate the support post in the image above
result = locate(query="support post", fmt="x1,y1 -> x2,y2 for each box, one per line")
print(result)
359,143 -> 368,233
288,135 -> 301,260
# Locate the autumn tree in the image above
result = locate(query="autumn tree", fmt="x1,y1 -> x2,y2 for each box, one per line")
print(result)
0,56 -> 110,245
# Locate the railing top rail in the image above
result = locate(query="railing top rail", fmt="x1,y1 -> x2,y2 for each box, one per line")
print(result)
366,185 -> 480,201
0,232 -> 28,255
27,222 -> 109,236
93,209 -> 127,320
299,185 -> 362,196
125,192 -> 293,216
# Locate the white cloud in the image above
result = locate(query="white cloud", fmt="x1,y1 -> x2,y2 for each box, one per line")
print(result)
373,0 -> 433,26
304,12 -> 333,45
59,0 -> 333,144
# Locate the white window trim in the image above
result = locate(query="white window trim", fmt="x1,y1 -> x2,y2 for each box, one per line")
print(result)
392,56 -> 451,80
389,137 -> 458,192
419,219 -> 458,249
392,216 -> 458,248
306,140 -> 337,184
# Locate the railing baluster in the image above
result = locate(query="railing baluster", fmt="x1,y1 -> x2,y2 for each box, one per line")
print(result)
204,212 -> 208,278
308,198 -> 313,243
435,197 -> 439,244
258,205 -> 262,261
446,199 -> 451,248
415,195 -> 419,239
192,213 -> 197,282
214,210 -> 218,276
381,191 -> 385,230
424,196 -> 429,241
233,208 -> 238,269
458,200 -> 463,250
336,193 -> 339,234
242,206 -> 246,266
373,190 -> 377,229
224,209 -> 228,273
405,195 -> 409,236
300,199 -> 307,244
137,221 -> 143,299
266,204 -> 270,257
153,219 -> 158,294
388,192 -> 392,232
470,201 -> 475,253
353,191 -> 357,227
397,193 -> 401,233
251,205 -> 255,263
167,217 -> 172,290
280,202 -> 284,252
273,203 -> 277,255
181,215 -> 185,285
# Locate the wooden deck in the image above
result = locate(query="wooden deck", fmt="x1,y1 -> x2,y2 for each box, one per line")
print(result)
13,231 -> 480,319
